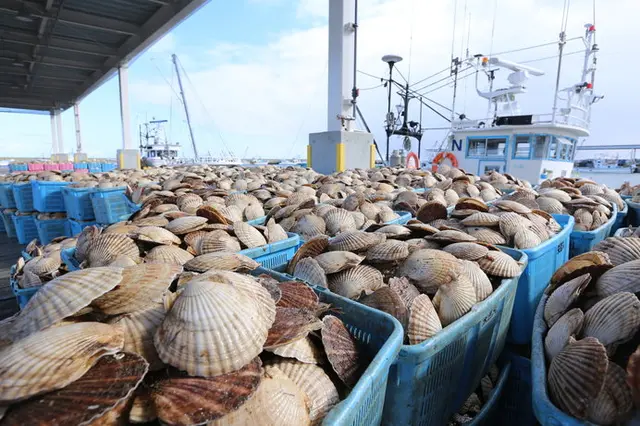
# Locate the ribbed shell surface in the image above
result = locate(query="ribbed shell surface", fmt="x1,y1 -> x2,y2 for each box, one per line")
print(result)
267,219 -> 289,243
267,336 -> 324,364
514,228 -> 542,249
396,249 -> 461,293
328,265 -> 384,299
460,260 -> 493,301
324,208 -> 357,236
365,240 -> 410,263
442,242 -> 489,261
233,221 -> 267,248
544,274 -> 590,327
582,292 -> 640,348
133,226 -> 181,245
593,237 -> 640,266
111,303 -> 166,371
432,273 -> 477,326
293,257 -> 328,288
407,294 -> 442,345
595,259 -> 640,296
586,362 -> 634,425
145,245 -> 194,266
199,232 -> 241,254
321,315 -> 360,388
544,308 -> 584,360
476,251 -> 521,278
0,322 -> 124,402
164,216 -> 208,235
465,227 -> 507,245
154,278 -> 275,377
460,212 -> 500,227
548,337 -> 608,419
314,251 -> 364,274
8,267 -> 123,341
184,252 -> 259,272
86,234 -> 140,267
291,214 -> 326,240
327,231 -> 385,252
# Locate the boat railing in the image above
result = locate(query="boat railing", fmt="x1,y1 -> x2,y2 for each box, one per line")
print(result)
452,109 -> 590,131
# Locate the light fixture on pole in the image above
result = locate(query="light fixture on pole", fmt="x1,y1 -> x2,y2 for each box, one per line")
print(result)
382,55 -> 403,163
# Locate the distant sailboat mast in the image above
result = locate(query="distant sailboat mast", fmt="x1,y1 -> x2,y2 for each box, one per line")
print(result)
172,53 -> 199,161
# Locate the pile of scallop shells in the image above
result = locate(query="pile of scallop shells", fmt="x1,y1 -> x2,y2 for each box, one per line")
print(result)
616,226 -> 640,238
13,237 -> 76,290
541,250 -> 640,424
411,197 -> 562,250
0,263 -> 368,425
35,212 -> 67,221
618,181 -> 640,202
534,178 -> 622,231
286,230 -> 523,344
448,364 -> 501,426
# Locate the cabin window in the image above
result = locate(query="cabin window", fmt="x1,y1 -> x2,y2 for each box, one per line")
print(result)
467,137 -> 507,158
554,137 -> 573,161
532,135 -> 549,159
548,138 -> 559,159
513,135 -> 531,158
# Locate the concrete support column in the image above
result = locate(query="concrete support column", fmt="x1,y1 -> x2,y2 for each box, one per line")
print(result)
55,110 -> 64,154
50,110 -> 58,155
118,65 -> 133,149
73,103 -> 82,153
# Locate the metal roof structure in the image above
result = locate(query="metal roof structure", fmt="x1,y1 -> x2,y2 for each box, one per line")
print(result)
0,0 -> 207,111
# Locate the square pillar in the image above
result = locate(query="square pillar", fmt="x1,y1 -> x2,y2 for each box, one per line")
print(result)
74,103 -> 83,154
118,65 -> 133,149
50,110 -> 58,156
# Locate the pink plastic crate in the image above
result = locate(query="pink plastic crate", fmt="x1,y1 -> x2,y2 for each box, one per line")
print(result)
43,163 -> 60,171
59,162 -> 73,171
28,163 -> 44,172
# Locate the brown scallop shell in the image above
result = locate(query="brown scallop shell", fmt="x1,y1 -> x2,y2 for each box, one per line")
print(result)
548,337 -> 608,419
145,244 -> 194,266
85,233 -> 141,267
328,264 -> 385,299
183,229 -> 209,250
314,251 -> 364,274
432,273 -> 477,326
582,292 -> 640,352
549,251 -> 612,292
286,235 -> 329,275
442,242 -> 489,261
196,205 -> 229,224
255,274 -> 282,303
267,218 -> 289,243
184,252 -> 259,272
493,199 -> 532,214
586,362 -> 634,425
396,249 -> 462,293
151,358 -> 263,425
465,227 -> 508,245
416,201 -> 448,223
389,276 -> 421,310
264,307 -> 323,349
593,237 -> 640,266
277,281 -> 319,310
327,231 -> 386,252
407,294 -> 442,345
360,286 -> 409,328
324,208 -> 357,236
544,274 -> 590,328
460,212 -> 500,227
595,259 -> 640,297
476,251 -> 522,278
321,315 -> 361,388
460,260 -> 493,302
1,352 -> 148,426
627,345 -> 640,407
428,229 -> 477,243
164,216 -> 208,235
293,257 -> 328,288
366,240 -> 410,263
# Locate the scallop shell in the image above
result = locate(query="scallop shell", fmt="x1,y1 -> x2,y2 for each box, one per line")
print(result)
587,362 -> 634,425
499,212 -> 532,238
196,205 -> 229,224
465,227 -> 507,245
154,275 -> 275,376
460,212 -> 500,227
416,201 -> 448,223
460,260 -> 493,302
293,257 -> 328,288
135,215 -> 171,227
132,226 -> 181,245
145,244 -> 194,266
328,265 -> 384,299
233,221 -> 267,248
627,345 -> 640,407
493,199 -> 532,214
547,337 -> 608,419
184,251 -> 259,272
211,366 -> 311,426
442,242 -> 489,261
321,315 -> 361,387
268,359 -> 339,425
75,225 -> 101,263
110,303 -> 166,371
327,231 -> 385,252
594,237 -> 640,266
407,294 -> 442,345
6,267 -> 123,341
396,249 -> 462,293
184,229 -> 209,251
85,233 -> 140,267
537,196 -> 565,214
476,251 -> 522,278
0,322 -> 124,402
374,224 -> 412,238
255,274 -> 282,303
513,228 -> 542,249
1,352 -> 148,426
277,281 -> 319,310
23,256 -> 60,276
389,276 -> 421,310
267,336 -> 324,364
286,236 -> 329,275
152,357 -> 263,426
544,308 -> 584,360
92,264 -> 182,315
291,214 -> 326,240
595,259 -> 640,297
360,286 -> 409,328
267,218 -> 289,243
573,208 -> 594,231
550,251 -> 612,291
324,208 -> 357,236
264,307 -> 323,349
164,216 -> 208,235
428,229 -> 477,243
432,273 -> 477,326
544,274 -> 591,327
582,292 -> 640,352
199,231 -> 241,254
244,203 -> 266,221
314,251 -> 364,274
366,240 -> 409,263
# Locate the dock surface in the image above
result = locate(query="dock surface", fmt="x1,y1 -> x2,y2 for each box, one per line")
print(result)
0,234 -> 22,320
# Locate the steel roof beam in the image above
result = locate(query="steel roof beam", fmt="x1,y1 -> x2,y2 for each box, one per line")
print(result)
0,65 -> 85,81
2,30 -> 117,57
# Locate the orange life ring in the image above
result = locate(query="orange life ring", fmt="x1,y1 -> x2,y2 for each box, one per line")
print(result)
431,152 -> 459,172
406,152 -> 419,169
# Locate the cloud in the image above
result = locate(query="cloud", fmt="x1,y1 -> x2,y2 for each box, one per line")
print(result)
129,0 -> 639,160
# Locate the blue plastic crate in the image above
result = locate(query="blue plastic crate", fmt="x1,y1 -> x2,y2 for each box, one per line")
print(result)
62,186 -> 96,221
0,182 -> 16,208
610,201 -> 628,236
247,216 -> 266,226
74,162 -> 88,170
90,187 -> 139,224
626,199 -> 640,227
61,247 -> 81,270
239,232 -> 300,269
467,360 -> 512,426
9,264 -> 39,309
12,182 -> 34,211
412,188 -> 427,193
569,205 -> 617,258
0,214 -> 5,233
532,294 -> 589,426
2,211 -> 16,238
385,211 -> 412,225
10,163 -> 28,172
489,350 -> 536,426
68,218 -> 98,236
31,180 -> 71,212
253,267 -> 403,426
505,214 -> 574,344
12,214 -> 39,244
88,163 -> 102,173
35,218 -> 70,245
101,163 -> 117,172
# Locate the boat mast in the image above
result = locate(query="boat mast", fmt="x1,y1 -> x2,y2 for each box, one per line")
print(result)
551,0 -> 571,123
172,54 -> 199,160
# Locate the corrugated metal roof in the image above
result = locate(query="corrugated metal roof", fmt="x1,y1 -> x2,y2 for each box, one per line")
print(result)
0,0 -> 209,111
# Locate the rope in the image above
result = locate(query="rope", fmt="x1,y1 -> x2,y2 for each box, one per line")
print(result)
410,66 -> 450,88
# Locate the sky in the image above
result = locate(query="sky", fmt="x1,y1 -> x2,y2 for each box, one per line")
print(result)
0,0 -> 635,161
